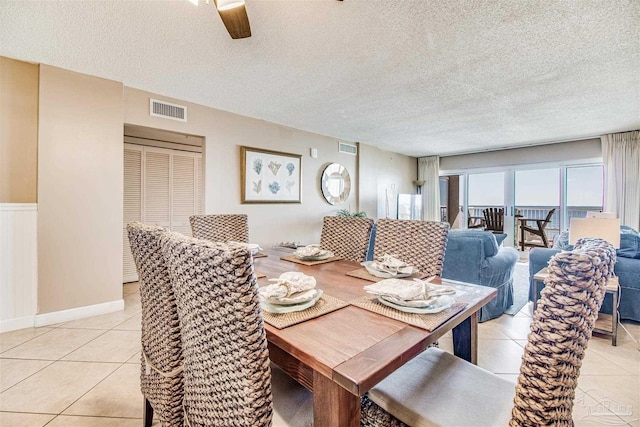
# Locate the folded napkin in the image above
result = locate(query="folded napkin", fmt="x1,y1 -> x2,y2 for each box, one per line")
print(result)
412,278 -> 457,296
368,254 -> 413,276
364,278 -> 456,306
364,278 -> 425,301
260,272 -> 317,301
294,244 -> 330,259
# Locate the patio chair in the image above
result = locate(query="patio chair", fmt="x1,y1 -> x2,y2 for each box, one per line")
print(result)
126,222 -> 183,427
361,238 -> 616,426
159,232 -> 313,426
320,216 -> 374,262
519,208 -> 556,251
189,214 -> 249,242
483,207 -> 504,233
467,209 -> 485,229
373,219 -> 449,278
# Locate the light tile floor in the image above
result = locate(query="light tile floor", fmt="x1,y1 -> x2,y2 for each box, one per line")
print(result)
1,281 -> 639,426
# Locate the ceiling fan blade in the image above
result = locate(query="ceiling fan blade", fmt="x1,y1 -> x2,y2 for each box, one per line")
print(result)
216,4 -> 251,39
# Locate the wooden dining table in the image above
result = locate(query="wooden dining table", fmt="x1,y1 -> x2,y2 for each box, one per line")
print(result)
254,248 -> 497,427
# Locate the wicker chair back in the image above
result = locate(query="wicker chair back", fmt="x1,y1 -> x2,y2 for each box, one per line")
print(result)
320,216 -> 374,262
189,214 -> 249,243
126,222 -> 183,427
373,219 -> 449,277
160,233 -> 273,427
510,238 -> 616,425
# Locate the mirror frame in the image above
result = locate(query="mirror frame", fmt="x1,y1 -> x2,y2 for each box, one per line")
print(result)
321,163 -> 351,205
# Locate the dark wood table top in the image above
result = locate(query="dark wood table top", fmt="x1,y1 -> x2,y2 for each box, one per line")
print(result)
254,248 -> 496,399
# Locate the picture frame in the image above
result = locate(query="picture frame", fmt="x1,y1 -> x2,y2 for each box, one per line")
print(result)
241,146 -> 302,204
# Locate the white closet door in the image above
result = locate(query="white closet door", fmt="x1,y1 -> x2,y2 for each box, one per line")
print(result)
144,150 -> 171,228
172,154 -> 196,236
123,145 -> 203,283
197,156 -> 205,215
123,145 -> 142,283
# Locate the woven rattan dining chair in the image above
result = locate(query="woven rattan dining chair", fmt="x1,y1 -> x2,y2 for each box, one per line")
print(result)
189,213 -> 249,242
126,222 -> 183,427
320,216 -> 374,262
159,232 -> 313,427
373,219 -> 450,278
360,238 -> 616,427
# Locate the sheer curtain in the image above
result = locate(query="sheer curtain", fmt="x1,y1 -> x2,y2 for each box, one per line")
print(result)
602,130 -> 640,230
418,156 -> 440,221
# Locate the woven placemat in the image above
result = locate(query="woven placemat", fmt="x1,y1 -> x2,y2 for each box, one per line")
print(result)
253,252 -> 268,259
349,296 -> 468,332
345,269 -> 425,283
261,294 -> 349,329
280,254 -> 343,266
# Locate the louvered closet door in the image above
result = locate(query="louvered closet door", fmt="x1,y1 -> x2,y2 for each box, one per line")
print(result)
144,150 -> 171,229
172,154 -> 196,236
123,145 -> 203,283
196,157 -> 205,215
123,145 -> 142,283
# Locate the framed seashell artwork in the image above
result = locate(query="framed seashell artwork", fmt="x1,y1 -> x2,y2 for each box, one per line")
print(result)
241,146 -> 302,203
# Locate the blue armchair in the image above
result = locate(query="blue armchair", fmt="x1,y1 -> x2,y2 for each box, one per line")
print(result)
442,230 -> 519,322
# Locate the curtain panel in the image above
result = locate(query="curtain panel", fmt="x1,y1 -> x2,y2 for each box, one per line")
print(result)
418,156 -> 440,222
602,130 -> 640,230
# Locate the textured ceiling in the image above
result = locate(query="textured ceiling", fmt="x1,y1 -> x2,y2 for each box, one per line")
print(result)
1,0 -> 639,157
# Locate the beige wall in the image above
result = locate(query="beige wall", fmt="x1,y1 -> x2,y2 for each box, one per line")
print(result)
0,57 -> 38,203
440,138 -> 602,172
359,144 -> 417,219
38,65 -> 123,313
124,88 -> 365,246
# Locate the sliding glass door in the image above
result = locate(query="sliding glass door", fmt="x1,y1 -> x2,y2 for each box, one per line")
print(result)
566,165 -> 604,223
446,163 -> 604,250
515,168 -> 560,249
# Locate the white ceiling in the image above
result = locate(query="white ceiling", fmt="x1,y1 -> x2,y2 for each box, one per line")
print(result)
1,0 -> 638,157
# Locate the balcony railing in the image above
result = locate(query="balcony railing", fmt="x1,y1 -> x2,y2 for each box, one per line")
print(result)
440,205 -> 603,246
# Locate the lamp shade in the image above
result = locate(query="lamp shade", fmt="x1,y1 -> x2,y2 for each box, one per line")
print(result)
586,211 -> 617,219
569,217 -> 620,248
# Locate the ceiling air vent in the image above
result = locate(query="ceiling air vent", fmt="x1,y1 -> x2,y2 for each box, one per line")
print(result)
150,98 -> 187,122
338,142 -> 357,155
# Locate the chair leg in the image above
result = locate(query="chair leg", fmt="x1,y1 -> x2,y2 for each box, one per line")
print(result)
541,230 -> 549,247
143,397 -> 154,427
520,226 -> 525,251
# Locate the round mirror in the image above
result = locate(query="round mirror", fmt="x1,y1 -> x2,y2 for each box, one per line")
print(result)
321,163 -> 351,205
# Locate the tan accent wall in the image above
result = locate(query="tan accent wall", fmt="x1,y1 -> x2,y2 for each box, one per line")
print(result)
124,87 -> 369,246
358,144 -> 417,219
38,65 -> 123,313
0,57 -> 39,203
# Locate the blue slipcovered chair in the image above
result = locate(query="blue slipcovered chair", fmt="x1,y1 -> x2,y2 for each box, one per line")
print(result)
529,225 -> 640,322
442,229 -> 518,322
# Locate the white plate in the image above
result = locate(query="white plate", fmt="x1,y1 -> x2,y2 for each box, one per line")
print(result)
261,290 -> 324,314
377,295 -> 454,314
361,261 -> 414,278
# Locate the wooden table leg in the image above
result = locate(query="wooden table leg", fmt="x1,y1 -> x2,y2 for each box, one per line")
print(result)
313,371 -> 359,427
452,311 -> 478,364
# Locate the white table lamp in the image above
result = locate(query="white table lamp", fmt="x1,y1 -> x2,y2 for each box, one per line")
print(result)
569,217 -> 621,248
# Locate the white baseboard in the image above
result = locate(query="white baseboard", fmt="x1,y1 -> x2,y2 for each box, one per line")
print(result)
34,299 -> 125,328
0,315 -> 37,333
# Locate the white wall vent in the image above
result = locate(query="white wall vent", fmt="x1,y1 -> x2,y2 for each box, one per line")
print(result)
338,142 -> 357,155
150,98 -> 187,122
